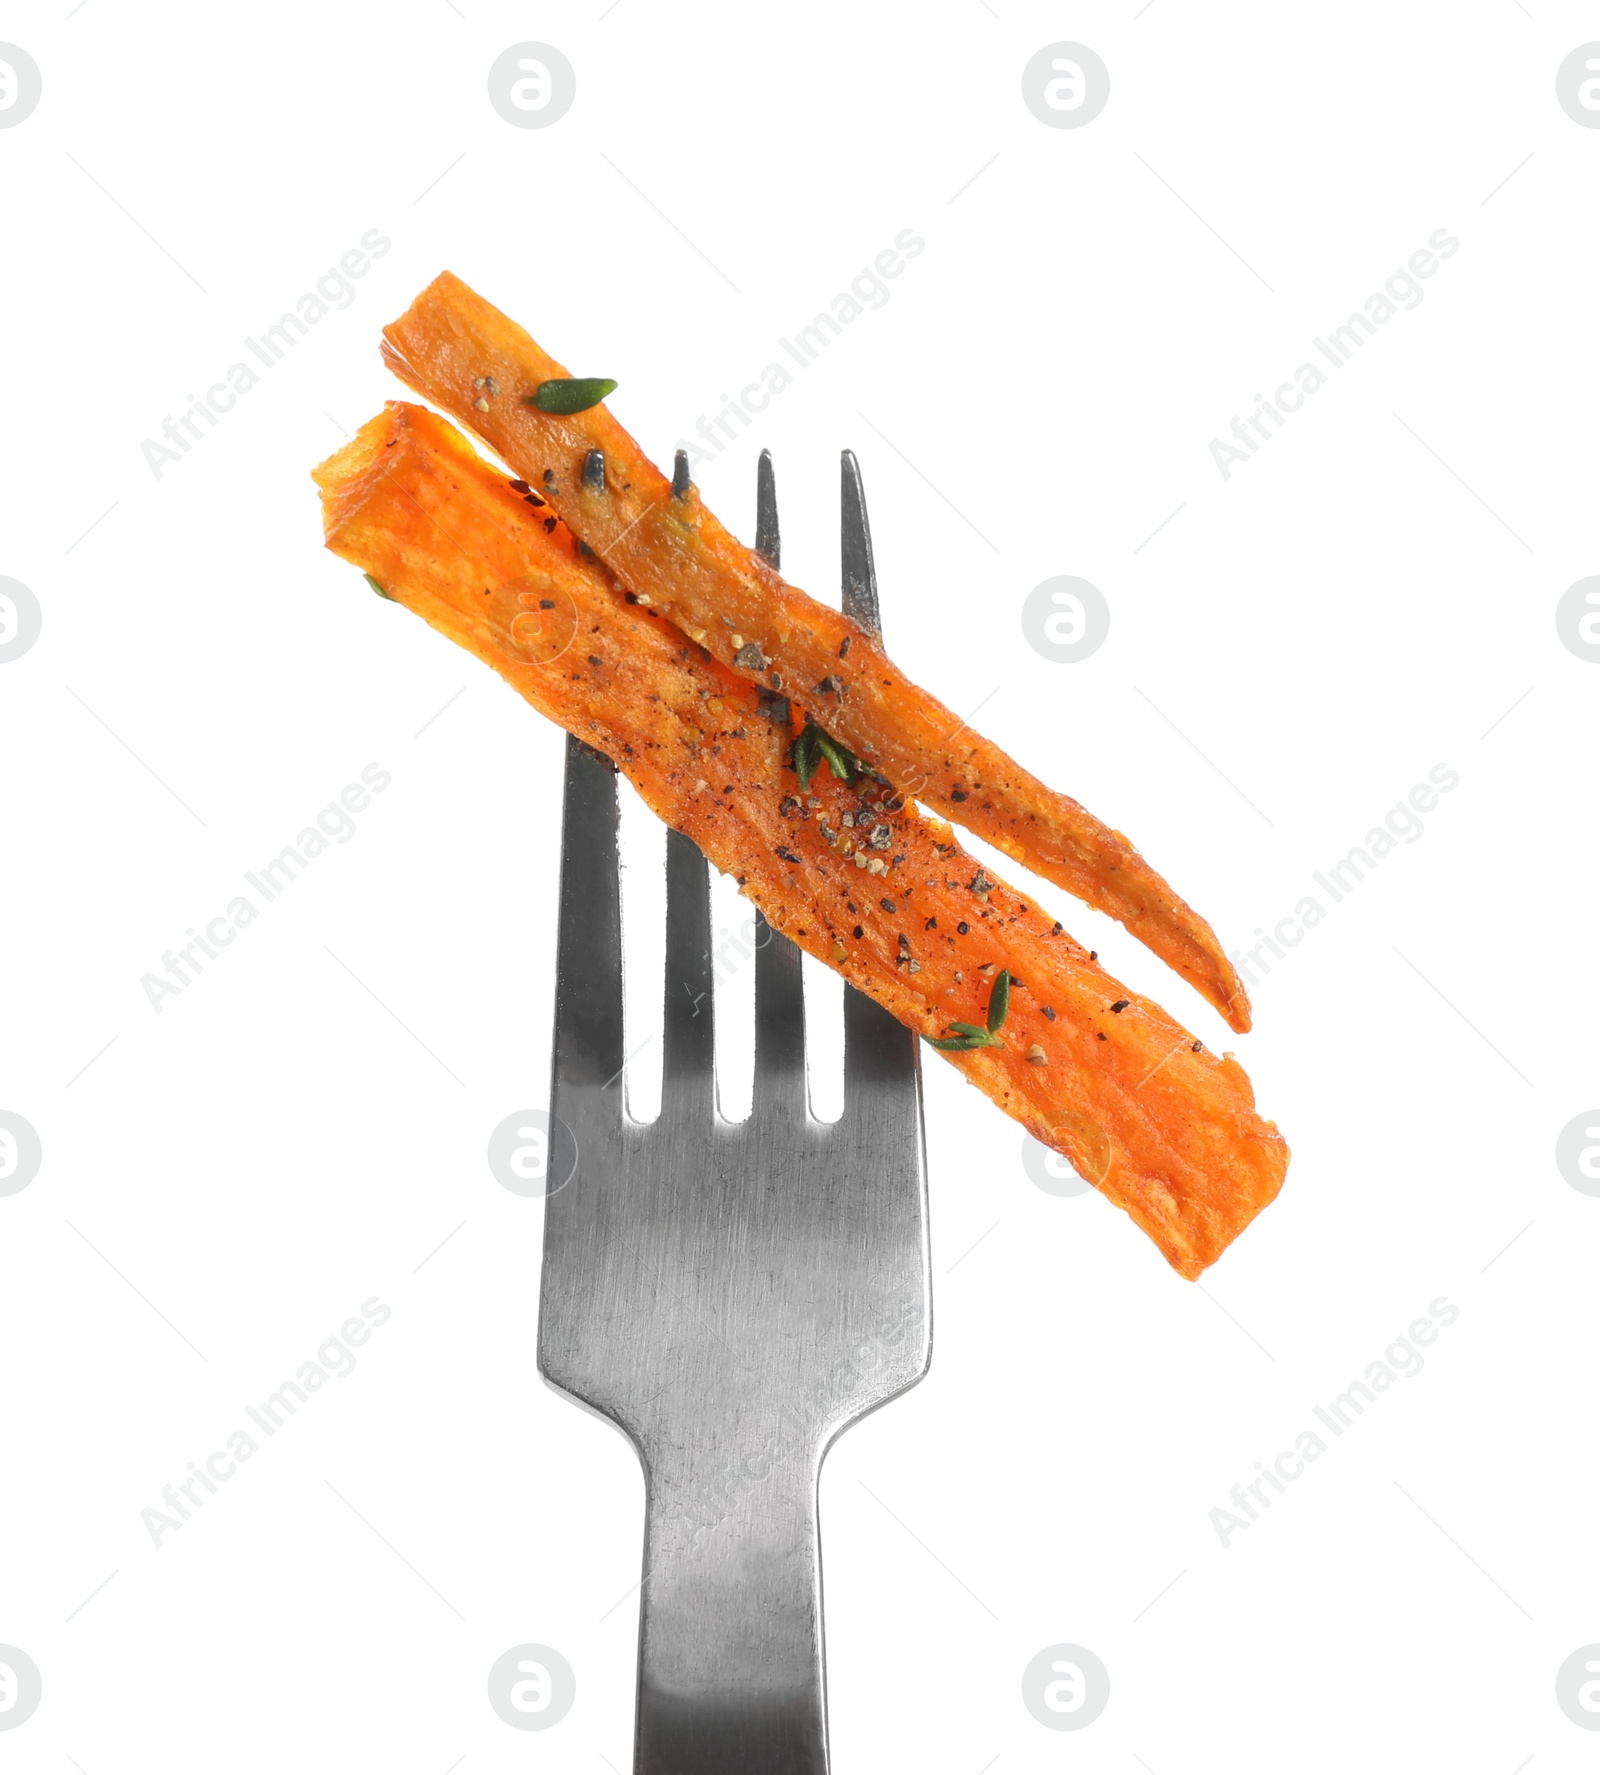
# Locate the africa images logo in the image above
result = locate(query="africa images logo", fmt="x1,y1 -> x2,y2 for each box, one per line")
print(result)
1209,1298 -> 1459,1547
1209,230 -> 1459,479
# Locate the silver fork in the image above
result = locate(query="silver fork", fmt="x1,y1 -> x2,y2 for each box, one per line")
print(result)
538,450 -> 932,1773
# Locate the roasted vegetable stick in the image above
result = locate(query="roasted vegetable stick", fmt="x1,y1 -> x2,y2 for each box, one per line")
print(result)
380,272 -> 1253,1034
315,403 -> 1287,1276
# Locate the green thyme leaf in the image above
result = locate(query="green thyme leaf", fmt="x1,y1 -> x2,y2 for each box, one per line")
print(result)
792,725 -> 820,793
925,1020 -> 1000,1052
812,726 -> 862,784
789,715 -> 862,791
363,573 -> 394,601
986,968 -> 1011,1035
527,377 -> 619,415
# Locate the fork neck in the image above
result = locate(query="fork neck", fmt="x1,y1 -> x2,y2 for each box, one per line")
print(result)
635,1439 -> 828,1774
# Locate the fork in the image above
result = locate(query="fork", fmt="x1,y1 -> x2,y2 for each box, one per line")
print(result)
538,449 -> 933,1773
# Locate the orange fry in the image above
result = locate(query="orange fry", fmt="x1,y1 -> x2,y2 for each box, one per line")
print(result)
314,403 -> 1287,1276
380,272 -> 1253,1033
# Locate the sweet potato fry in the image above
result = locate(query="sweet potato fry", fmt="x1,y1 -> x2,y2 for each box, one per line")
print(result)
380,272 -> 1253,1034
314,402 -> 1287,1276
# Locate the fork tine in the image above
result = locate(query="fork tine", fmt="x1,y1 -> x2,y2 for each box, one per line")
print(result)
756,447 -> 781,568
753,911 -> 806,1109
841,449 -> 880,639
754,448 -> 786,724
658,453 -> 771,1116
661,828 -> 715,1112
751,451 -> 809,1112
845,978 -> 920,1100
551,735 -> 626,1103
840,451 -> 923,1102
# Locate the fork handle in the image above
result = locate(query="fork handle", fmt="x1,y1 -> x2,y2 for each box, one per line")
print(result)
634,1443 -> 828,1773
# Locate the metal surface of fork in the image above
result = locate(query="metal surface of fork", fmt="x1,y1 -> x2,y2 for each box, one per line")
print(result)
538,451 -> 931,1774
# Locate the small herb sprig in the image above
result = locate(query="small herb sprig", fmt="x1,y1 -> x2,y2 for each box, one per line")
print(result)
526,377 -> 618,415
791,715 -> 864,793
927,970 -> 1011,1052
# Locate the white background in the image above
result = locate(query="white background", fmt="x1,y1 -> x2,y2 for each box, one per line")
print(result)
2,3 -> 1597,1769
